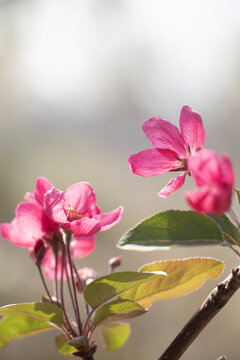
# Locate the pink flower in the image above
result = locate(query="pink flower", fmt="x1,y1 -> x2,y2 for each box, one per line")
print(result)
1,177 -> 58,249
0,178 -> 106,279
44,182 -> 123,236
185,149 -> 234,216
129,106 -> 205,197
0,178 -> 63,278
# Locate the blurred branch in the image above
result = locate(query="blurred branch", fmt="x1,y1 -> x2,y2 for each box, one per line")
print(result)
158,266 -> 240,360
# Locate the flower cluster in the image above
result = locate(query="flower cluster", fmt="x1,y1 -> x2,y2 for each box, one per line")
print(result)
1,177 -> 123,278
129,106 -> 234,216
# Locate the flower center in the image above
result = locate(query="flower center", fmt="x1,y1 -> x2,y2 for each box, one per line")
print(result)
65,207 -> 89,222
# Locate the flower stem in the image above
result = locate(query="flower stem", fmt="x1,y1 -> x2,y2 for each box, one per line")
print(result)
60,245 -> 76,337
54,249 -> 59,302
36,263 -> 54,304
72,262 -> 90,315
65,231 -> 82,335
64,252 -> 80,325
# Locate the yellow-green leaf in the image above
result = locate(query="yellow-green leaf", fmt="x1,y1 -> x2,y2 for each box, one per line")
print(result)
84,272 -> 166,309
0,302 -> 63,327
55,334 -> 76,356
119,257 -> 225,309
94,299 -> 146,326
0,315 -> 54,349
99,322 -> 131,350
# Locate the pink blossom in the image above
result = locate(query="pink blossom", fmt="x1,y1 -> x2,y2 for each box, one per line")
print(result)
185,149 -> 234,216
0,178 -> 63,277
0,178 -> 105,279
1,177 -> 57,248
129,106 -> 205,197
44,181 -> 123,236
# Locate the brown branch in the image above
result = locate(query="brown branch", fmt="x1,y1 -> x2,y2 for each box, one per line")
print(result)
159,266 -> 240,360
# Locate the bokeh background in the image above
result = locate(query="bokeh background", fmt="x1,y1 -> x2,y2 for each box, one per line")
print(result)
0,0 -> 240,359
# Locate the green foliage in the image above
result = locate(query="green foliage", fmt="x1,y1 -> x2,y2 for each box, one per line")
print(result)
84,272 -> 166,309
234,188 -> 240,204
55,334 -> 76,356
119,258 -> 225,308
118,210 -> 238,249
94,299 -> 146,326
68,336 -> 86,347
99,322 -> 131,350
207,214 -> 240,245
0,302 -> 63,327
0,315 -> 54,349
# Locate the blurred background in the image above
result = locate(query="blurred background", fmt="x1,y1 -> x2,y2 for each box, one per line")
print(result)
0,0 -> 240,359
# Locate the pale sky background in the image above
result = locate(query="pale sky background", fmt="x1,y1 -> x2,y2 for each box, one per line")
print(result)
0,1 -> 240,359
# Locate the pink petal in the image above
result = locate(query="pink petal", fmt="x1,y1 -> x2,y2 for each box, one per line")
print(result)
24,192 -> 35,202
34,177 -> 54,205
188,150 -> 234,188
64,182 -> 98,216
220,153 -> 235,186
1,202 -> 48,247
71,235 -> 96,258
158,172 -> 187,198
185,185 -> 232,216
66,217 -> 101,236
142,117 -> 186,157
1,219 -> 35,247
180,105 -> 205,154
96,206 -> 124,231
129,148 -> 182,177
44,188 -> 67,224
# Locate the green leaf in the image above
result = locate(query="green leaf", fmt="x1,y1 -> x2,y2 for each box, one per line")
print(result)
84,272 -> 166,309
234,188 -> 240,204
207,214 -> 240,245
55,334 -> 76,356
0,302 -> 63,327
94,299 -> 146,326
68,336 -> 86,347
118,210 -> 227,249
99,322 -> 131,350
0,315 -> 54,349
119,257 -> 224,309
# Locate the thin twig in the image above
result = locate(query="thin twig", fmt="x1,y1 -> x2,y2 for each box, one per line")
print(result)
222,239 -> 240,258
36,263 -> 54,304
65,232 -> 82,335
222,231 -> 240,249
65,257 -> 78,314
158,266 -> 240,360
60,245 -> 76,338
54,249 -> 59,302
72,262 -> 90,316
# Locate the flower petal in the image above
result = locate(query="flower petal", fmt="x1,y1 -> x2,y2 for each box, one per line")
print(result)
24,192 -> 35,202
180,105 -> 205,154
129,148 -> 182,177
96,206 -> 124,231
158,172 -> 187,198
71,235 -> 96,258
66,217 -> 101,236
64,182 -> 98,216
1,202 -> 48,247
188,150 -> 235,188
185,185 -> 232,216
44,187 -> 67,224
142,117 -> 186,157
34,177 -> 54,204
